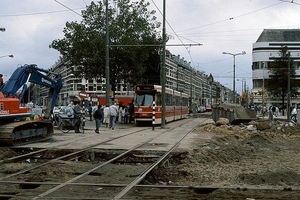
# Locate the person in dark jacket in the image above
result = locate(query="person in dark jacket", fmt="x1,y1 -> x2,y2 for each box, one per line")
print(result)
93,105 -> 104,134
73,101 -> 82,133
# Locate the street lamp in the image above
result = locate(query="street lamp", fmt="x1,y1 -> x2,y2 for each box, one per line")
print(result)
0,28 -> 5,32
0,54 -> 14,59
222,51 -> 246,103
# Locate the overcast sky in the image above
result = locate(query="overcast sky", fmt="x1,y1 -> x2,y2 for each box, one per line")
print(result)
1,0 -> 300,94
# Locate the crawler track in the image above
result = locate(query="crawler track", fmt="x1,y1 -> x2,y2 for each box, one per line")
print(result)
0,120 -> 53,146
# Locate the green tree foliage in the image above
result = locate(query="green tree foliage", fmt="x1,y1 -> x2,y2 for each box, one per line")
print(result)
265,46 -> 299,107
50,0 -> 162,88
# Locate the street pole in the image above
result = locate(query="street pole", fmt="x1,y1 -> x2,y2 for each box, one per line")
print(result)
161,0 -> 166,128
105,0 -> 110,105
287,55 -> 291,121
233,55 -> 236,103
190,67 -> 192,113
222,51 -> 246,104
176,65 -> 179,91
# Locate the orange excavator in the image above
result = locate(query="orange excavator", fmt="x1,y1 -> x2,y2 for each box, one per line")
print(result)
0,64 -> 62,146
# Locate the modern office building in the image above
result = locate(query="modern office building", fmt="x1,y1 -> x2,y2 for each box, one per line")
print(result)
252,29 -> 300,108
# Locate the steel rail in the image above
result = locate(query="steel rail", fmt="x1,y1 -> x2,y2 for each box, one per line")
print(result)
0,127 -> 149,181
32,125 -> 176,199
1,117 -> 207,199
114,122 -> 200,199
0,148 -> 47,164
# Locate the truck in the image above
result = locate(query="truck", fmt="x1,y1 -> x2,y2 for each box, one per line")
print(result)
0,64 -> 62,146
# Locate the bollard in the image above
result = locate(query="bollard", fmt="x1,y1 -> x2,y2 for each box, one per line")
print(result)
152,100 -> 155,130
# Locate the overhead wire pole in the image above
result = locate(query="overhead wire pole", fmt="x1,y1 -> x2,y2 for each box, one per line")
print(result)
105,0 -> 110,105
287,54 -> 291,121
161,0 -> 166,129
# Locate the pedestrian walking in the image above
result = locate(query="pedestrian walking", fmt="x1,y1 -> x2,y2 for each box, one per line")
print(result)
129,100 -> 134,123
275,106 -> 279,117
124,105 -> 130,124
118,104 -> 123,123
87,104 -> 93,121
93,105 -> 103,134
269,105 -> 275,122
121,106 -> 126,123
73,101 -> 82,133
109,102 -> 118,130
103,105 -> 110,128
291,106 -> 297,123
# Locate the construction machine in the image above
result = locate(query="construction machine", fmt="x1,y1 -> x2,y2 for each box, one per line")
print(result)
0,64 -> 62,146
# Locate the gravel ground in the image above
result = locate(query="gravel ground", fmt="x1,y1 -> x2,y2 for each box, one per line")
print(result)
1,118 -> 300,199
143,119 -> 300,199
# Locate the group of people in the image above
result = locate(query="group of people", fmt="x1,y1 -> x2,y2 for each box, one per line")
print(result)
267,104 -> 298,123
268,105 -> 279,122
91,102 -> 134,134
65,101 -> 134,134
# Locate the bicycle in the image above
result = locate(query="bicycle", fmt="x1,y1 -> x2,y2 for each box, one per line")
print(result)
57,114 -> 85,134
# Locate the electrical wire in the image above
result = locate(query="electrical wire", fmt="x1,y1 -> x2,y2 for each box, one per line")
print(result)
177,2 -> 284,33
0,8 -> 85,18
278,0 -> 300,5
54,0 -> 82,17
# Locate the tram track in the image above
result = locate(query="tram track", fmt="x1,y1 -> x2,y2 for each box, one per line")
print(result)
2,113 -> 300,199
0,117 -> 209,199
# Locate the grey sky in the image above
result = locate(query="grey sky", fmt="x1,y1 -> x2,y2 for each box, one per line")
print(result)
1,0 -> 299,94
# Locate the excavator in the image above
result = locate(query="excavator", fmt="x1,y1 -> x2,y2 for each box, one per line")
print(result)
0,64 -> 62,146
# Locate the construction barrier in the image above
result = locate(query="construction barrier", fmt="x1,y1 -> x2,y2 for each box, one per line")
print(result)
212,103 -> 256,125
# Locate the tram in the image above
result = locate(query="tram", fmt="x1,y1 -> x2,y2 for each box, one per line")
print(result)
134,84 -> 189,125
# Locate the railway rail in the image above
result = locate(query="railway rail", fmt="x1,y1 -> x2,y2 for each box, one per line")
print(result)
0,117 -> 210,199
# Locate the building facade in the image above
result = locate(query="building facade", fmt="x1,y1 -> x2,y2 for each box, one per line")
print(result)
251,29 -> 300,108
36,51 -> 233,108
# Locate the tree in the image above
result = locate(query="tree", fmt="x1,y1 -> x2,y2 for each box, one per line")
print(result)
50,0 -> 162,90
265,46 -> 299,111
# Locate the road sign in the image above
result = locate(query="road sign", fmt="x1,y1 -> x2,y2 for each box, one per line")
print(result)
79,91 -> 88,99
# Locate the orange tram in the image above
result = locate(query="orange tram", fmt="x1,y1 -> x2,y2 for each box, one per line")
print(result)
134,84 -> 189,125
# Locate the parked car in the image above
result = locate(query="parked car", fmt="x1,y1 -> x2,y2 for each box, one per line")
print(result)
205,105 -> 212,112
197,106 -> 206,113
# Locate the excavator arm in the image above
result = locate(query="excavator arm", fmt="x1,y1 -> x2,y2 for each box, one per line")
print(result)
1,64 -> 63,118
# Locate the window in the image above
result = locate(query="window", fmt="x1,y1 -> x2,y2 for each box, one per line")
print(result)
135,94 -> 153,106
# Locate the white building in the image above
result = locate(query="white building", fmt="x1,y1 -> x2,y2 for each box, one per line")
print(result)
252,29 -> 300,108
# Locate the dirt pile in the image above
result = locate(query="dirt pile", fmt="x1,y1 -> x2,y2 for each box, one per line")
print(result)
146,119 -> 300,190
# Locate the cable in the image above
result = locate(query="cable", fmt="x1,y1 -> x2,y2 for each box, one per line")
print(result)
279,0 -> 300,5
54,0 -> 82,17
177,2 -> 284,33
151,0 -> 199,64
0,8 -> 85,18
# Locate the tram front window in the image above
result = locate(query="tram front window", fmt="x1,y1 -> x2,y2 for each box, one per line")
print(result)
135,94 -> 153,106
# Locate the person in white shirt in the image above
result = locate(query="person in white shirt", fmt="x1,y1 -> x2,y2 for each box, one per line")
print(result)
109,103 -> 118,130
118,105 -> 123,123
291,106 -> 297,123
103,105 -> 110,128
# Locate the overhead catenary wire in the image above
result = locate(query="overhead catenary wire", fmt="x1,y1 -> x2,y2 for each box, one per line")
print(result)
278,0 -> 300,5
54,0 -> 82,17
177,2 -> 284,33
151,0 -> 200,64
